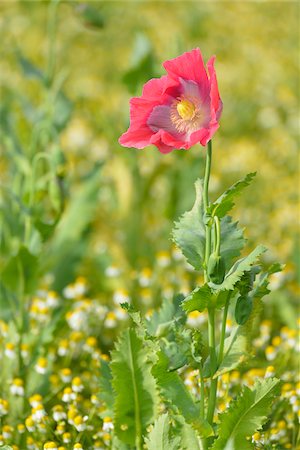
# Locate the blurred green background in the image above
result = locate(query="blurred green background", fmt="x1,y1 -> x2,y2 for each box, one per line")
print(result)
1,0 -> 299,314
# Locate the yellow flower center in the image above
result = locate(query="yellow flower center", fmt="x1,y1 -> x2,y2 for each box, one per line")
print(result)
176,99 -> 195,120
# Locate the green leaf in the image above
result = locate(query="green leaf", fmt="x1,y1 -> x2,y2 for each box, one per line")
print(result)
153,352 -> 213,438
208,172 -> 256,219
211,378 -> 280,450
177,417 -> 203,450
99,358 -> 114,413
146,294 -> 185,336
111,328 -> 158,446
152,351 -> 198,422
213,328 -> 247,378
145,413 -> 180,450
172,179 -> 206,271
1,246 -> 39,295
122,34 -> 159,95
209,245 -> 267,292
217,216 -> 246,271
182,284 -> 212,313
76,3 -> 105,29
18,54 -> 44,80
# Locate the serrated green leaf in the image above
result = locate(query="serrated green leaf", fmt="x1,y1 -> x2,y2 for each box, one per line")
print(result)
175,415 -> 204,450
202,325 -> 248,379
213,328 -> 247,378
209,245 -> 267,292
182,284 -> 212,313
146,294 -> 185,336
172,179 -> 206,271
111,328 -> 158,446
208,173 -> 256,219
99,358 -> 114,413
152,350 -> 199,421
217,216 -> 246,271
145,413 -> 180,450
152,351 -> 213,438
211,378 -> 280,450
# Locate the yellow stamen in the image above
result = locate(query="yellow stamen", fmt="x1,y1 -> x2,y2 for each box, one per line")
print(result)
176,99 -> 195,120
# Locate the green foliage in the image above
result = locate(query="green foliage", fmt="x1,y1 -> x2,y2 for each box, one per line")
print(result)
210,378 -> 280,450
152,351 -> 213,438
111,328 -> 159,446
172,179 -> 206,271
208,172 -> 256,219
146,294 -> 185,336
213,328 -> 247,378
145,413 -> 181,450
99,358 -> 114,413
217,216 -> 246,271
122,34 -> 159,94
75,3 -> 105,29
182,284 -> 212,313
1,246 -> 39,295
209,245 -> 267,291
235,295 -> 253,325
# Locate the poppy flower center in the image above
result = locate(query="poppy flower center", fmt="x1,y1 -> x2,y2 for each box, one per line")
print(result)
176,99 -> 195,120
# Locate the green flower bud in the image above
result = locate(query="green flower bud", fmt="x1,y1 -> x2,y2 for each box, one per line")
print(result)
235,295 -> 253,325
207,252 -> 226,284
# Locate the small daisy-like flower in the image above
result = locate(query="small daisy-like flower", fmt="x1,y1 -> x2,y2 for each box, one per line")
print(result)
10,378 -> 25,396
265,366 -> 276,378
265,346 -> 277,361
73,444 -> 84,450
58,339 -> 69,357
62,432 -> 71,443
62,387 -> 75,403
105,265 -> 121,278
32,404 -> 46,422
35,357 -> 48,374
73,276 -> 88,297
44,442 -> 58,450
187,310 -> 206,327
0,398 -> 9,416
114,306 -> 127,321
29,394 -> 43,408
46,290 -> 59,308
2,424 -> 13,439
60,368 -> 72,383
25,415 -> 35,432
72,376 -> 84,393
73,415 -> 87,432
21,343 -> 30,359
102,416 -> 114,432
105,311 -> 117,329
84,336 -> 97,352
113,288 -> 131,306
138,268 -> 152,287
5,342 -> 16,359
55,423 -> 66,435
63,283 -> 76,299
156,250 -> 170,267
17,424 -> 25,434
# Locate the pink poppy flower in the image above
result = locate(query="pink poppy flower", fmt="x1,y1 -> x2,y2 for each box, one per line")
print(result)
119,48 -> 222,154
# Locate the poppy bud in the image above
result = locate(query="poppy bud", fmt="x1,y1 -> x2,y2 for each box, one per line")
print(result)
207,252 -> 226,284
235,295 -> 253,325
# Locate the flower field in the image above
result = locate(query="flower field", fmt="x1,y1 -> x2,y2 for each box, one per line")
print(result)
0,2 -> 299,450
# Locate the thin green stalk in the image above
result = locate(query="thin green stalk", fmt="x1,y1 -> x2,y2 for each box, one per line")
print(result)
199,363 -> 205,419
206,308 -> 218,425
214,215 -> 221,256
218,292 -> 231,366
203,141 -> 212,280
